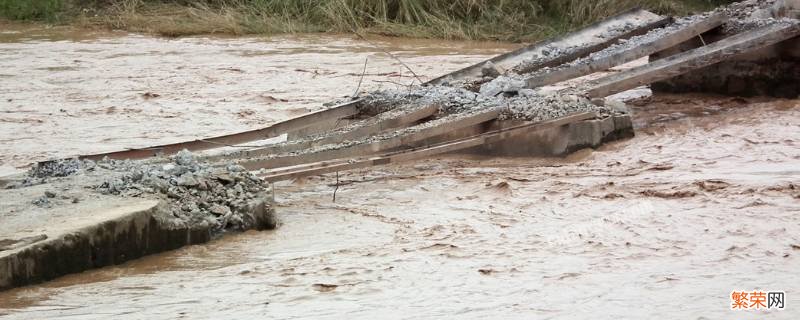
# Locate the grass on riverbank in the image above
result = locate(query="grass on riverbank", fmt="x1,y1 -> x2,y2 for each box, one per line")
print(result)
1,0 -> 735,41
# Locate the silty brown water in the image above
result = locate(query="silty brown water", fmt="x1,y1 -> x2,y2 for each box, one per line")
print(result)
1,22 -> 799,320
0,21 -> 518,169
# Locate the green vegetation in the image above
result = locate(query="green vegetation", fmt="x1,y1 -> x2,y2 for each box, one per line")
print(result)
1,0 -> 735,41
0,0 -> 64,21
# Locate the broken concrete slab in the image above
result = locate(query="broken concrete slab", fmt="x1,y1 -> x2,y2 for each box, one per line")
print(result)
584,20 -> 800,98
477,114 -> 633,156
0,197 -> 275,291
426,8 -> 670,86
0,151 -> 278,291
652,1 -> 800,97
258,112 -> 597,182
44,100 -> 362,164
411,113 -> 634,157
524,13 -> 728,89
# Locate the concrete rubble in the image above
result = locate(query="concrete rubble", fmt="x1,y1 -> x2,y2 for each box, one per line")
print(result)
9,150 -> 273,234
234,85 -> 614,164
361,81 -> 611,120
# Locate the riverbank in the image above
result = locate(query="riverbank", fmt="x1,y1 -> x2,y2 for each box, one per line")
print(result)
1,0 -> 731,40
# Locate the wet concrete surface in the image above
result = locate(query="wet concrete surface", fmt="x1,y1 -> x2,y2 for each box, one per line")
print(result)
1,22 -> 800,319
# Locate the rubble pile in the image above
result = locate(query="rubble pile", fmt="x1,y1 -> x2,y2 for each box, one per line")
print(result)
362,86 -> 492,114
22,158 -> 84,186
501,92 -> 608,121
94,150 -> 270,233
15,151 -> 272,234
720,0 -> 780,20
357,85 -> 611,124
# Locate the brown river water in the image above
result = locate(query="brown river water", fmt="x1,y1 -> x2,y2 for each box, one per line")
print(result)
1,22 -> 800,319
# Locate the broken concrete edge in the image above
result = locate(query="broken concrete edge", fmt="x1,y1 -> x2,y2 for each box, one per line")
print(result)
474,114 -> 635,156
563,114 -> 635,154
403,112 -> 634,157
0,196 -> 276,292
0,168 -> 26,189
650,0 -> 800,98
425,7 -> 669,86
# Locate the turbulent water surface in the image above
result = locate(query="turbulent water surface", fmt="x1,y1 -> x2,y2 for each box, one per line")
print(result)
1,21 -> 799,320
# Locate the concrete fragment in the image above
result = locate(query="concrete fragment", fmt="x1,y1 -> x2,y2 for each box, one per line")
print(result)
479,76 -> 526,96
481,61 -> 503,78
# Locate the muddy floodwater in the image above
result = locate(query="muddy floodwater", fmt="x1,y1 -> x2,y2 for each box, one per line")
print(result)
0,22 -> 518,169
2,22 -> 800,319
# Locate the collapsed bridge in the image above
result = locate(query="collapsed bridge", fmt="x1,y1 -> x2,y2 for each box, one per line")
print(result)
2,0 -> 799,292
39,1 -> 799,184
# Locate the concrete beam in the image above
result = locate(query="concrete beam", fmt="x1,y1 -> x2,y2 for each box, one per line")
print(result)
39,100 -> 362,164
239,108 -> 504,170
426,8 -> 669,85
208,104 -> 439,162
584,22 -> 800,98
524,13 -> 728,89
259,112 -> 596,182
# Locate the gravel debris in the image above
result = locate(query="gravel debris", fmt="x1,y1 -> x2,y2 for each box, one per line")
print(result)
712,0 -> 791,33
92,151 -> 270,233
500,92 -> 610,121
719,0 -> 780,20
242,84 -> 614,164
361,83 -> 611,121
479,75 -> 527,97
25,158 -> 84,180
511,44 -> 580,74
31,194 -> 52,208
